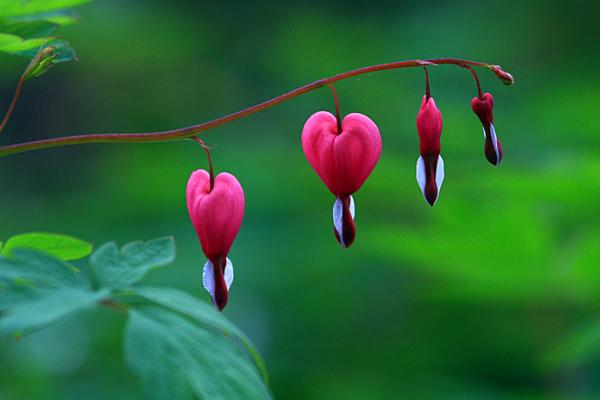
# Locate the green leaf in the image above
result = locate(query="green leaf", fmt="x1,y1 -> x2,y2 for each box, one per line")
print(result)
21,45 -> 57,79
0,249 -> 104,336
91,238 -> 175,289
0,32 -> 46,54
40,38 -> 76,63
20,40 -> 78,71
0,1 -> 88,71
125,306 -> 271,400
0,0 -> 91,18
4,10 -> 81,26
0,20 -> 60,39
132,286 -> 268,382
41,10 -> 80,26
2,232 -> 92,261
0,249 -> 85,288
0,284 -> 36,310
0,286 -> 105,335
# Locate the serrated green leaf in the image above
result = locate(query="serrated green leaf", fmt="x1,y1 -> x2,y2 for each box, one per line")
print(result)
2,232 -> 92,261
0,0 -> 91,18
125,306 -> 271,400
91,237 -> 175,290
132,286 -> 268,382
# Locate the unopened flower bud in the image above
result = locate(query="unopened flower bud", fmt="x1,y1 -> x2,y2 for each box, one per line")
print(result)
471,93 -> 504,166
416,95 -> 445,206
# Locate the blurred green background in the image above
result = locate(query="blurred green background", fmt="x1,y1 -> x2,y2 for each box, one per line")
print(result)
1,0 -> 599,398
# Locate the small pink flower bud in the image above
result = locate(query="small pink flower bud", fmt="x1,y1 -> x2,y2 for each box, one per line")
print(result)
471,93 -> 504,166
302,111 -> 382,248
416,95 -> 444,206
490,65 -> 514,86
186,170 -> 245,311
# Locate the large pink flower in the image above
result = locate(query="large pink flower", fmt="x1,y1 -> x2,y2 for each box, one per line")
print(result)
186,170 -> 245,311
416,95 -> 444,206
302,111 -> 382,247
471,92 -> 503,165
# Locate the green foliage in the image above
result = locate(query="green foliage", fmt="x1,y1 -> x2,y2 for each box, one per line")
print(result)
0,0 -> 90,18
0,248 -> 97,336
2,232 -> 92,261
0,20 -> 61,39
21,45 -> 57,79
0,0 -> 90,77
90,237 -> 175,289
126,307 -> 270,400
134,286 -> 269,382
0,233 -> 270,399
0,32 -> 46,54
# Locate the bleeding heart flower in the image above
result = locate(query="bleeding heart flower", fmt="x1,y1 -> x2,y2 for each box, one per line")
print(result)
471,92 -> 503,166
416,95 -> 444,206
302,111 -> 382,248
186,170 -> 245,311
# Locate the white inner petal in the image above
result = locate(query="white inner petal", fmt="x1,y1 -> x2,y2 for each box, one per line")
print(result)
333,196 -> 355,247
436,155 -> 445,191
490,123 -> 500,162
203,260 -> 216,303
416,156 -> 426,197
224,257 -> 234,290
202,258 -> 234,305
333,198 -> 344,244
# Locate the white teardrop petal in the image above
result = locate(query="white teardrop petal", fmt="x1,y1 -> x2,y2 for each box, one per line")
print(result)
490,123 -> 500,162
416,156 -> 426,197
333,196 -> 355,247
203,260 -> 216,304
333,197 -> 343,240
435,155 -> 445,191
224,257 -> 234,290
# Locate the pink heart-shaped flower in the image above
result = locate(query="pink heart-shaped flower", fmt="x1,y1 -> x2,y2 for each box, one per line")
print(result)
302,111 -> 382,196
187,170 -> 245,310
301,111 -> 382,247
